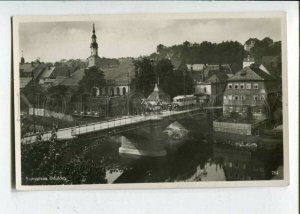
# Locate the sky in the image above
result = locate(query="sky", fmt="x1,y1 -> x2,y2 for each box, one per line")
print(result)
19,18 -> 281,63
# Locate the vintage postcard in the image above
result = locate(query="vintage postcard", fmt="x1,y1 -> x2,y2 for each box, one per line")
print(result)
13,12 -> 289,190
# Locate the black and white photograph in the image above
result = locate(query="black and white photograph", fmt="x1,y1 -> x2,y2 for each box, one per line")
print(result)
13,13 -> 288,190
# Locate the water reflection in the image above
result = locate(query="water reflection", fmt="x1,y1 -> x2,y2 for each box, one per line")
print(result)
97,138 -> 283,183
21,130 -> 284,185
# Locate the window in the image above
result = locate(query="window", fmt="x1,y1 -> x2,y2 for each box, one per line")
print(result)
105,87 -> 108,95
228,95 -> 232,100
111,88 -> 114,96
253,95 -> 259,101
234,95 -> 239,100
258,109 -> 263,114
123,87 -> 127,95
241,95 -> 246,100
224,96 -> 227,100
116,87 -> 120,96
228,84 -> 233,89
234,84 -> 239,89
246,83 -> 251,89
236,107 -> 240,112
242,107 -> 247,112
229,107 -> 233,112
260,95 -> 265,100
240,83 -> 245,89
203,87 -> 207,93
253,83 -> 259,89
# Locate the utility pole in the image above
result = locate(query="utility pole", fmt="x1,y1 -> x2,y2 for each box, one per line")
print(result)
31,70 -> 36,133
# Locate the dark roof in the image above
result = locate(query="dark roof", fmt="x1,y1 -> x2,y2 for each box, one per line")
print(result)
58,60 -> 135,89
50,66 -> 77,78
147,84 -> 170,102
20,78 -> 32,89
58,68 -> 85,90
19,63 -> 46,78
101,60 -> 135,85
203,64 -> 232,80
40,66 -> 55,78
19,63 -> 39,73
204,72 -> 228,83
228,64 -> 274,82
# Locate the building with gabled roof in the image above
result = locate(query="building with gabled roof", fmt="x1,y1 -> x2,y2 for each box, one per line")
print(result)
202,64 -> 233,82
195,72 -> 229,105
19,62 -> 46,79
187,64 -> 205,82
223,64 -> 279,120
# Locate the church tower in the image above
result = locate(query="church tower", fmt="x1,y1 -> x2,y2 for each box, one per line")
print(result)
20,50 -> 25,64
87,23 -> 101,68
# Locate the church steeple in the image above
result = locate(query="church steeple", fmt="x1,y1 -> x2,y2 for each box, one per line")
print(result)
20,50 -> 25,64
90,22 -> 98,56
88,22 -> 101,68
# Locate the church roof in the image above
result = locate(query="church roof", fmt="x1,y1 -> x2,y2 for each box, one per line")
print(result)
101,59 -> 135,85
58,68 -> 85,90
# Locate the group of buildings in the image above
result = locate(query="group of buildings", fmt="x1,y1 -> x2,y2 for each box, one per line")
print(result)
19,23 -> 281,124
191,49 -> 281,123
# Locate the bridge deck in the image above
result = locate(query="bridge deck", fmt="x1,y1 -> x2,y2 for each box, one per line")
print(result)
21,108 -> 203,144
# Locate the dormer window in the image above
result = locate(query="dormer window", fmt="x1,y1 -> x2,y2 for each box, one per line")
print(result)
253,83 -> 259,89
234,84 -> 239,89
228,84 -> 233,89
240,83 -> 245,89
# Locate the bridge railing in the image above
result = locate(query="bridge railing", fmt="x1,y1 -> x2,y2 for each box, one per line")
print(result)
22,107 -> 204,142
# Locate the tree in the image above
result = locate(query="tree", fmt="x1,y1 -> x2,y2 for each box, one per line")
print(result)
154,58 -> 174,92
250,37 -> 280,62
156,44 -> 166,54
78,66 -> 106,93
132,57 -> 156,97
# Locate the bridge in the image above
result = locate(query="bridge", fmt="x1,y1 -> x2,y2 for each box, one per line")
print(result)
22,107 -> 210,157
